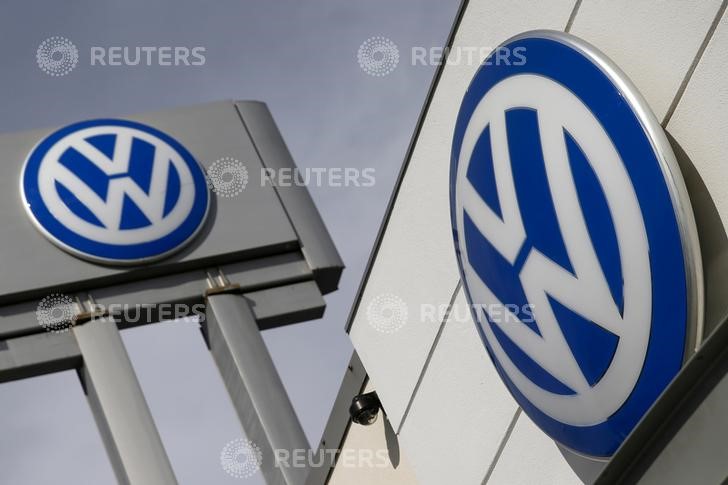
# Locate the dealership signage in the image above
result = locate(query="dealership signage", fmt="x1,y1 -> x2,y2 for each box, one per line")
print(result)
450,31 -> 702,457
1,101 -> 342,485
21,119 -> 210,265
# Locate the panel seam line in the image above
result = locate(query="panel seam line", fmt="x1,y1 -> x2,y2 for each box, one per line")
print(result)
565,0 -> 583,33
396,279 -> 462,434
662,0 -> 728,126
481,407 -> 522,485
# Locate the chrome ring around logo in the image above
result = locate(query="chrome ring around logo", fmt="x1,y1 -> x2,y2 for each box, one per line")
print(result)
450,31 -> 702,457
21,119 -> 210,265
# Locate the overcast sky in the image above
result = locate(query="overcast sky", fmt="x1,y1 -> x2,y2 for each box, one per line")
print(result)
0,1 -> 459,484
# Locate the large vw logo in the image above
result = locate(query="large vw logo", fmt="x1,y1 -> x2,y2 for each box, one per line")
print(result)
21,119 -> 209,264
450,31 -> 702,457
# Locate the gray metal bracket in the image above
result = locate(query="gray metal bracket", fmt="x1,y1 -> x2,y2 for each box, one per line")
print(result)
74,295 -> 177,485
204,284 -> 311,485
595,315 -> 728,484
0,259 -> 328,485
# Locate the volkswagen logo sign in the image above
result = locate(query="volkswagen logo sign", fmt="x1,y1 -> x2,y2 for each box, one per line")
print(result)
450,31 -> 703,457
21,119 -> 210,265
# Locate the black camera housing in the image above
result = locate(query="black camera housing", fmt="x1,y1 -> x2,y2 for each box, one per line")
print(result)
349,391 -> 382,426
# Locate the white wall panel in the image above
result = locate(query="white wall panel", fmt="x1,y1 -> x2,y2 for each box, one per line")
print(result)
487,413 -> 583,485
668,12 -> 728,231
328,381 -> 419,485
398,289 -> 518,485
570,0 -> 723,120
349,0 -> 577,431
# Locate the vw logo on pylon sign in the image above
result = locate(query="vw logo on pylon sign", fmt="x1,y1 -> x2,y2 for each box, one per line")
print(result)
21,119 -> 209,264
450,31 -> 703,457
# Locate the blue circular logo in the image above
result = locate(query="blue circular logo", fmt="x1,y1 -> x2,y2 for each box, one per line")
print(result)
450,31 -> 702,457
21,119 -> 210,264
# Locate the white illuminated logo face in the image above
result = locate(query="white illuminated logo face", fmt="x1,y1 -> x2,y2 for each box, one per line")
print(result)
454,74 -> 651,426
40,126 -> 195,242
22,119 -> 209,264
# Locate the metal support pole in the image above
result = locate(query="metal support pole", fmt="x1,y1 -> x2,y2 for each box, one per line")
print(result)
205,292 -> 310,485
74,315 -> 177,485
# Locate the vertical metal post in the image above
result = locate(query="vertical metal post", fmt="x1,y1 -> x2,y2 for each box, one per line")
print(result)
205,292 -> 310,485
74,314 -> 177,485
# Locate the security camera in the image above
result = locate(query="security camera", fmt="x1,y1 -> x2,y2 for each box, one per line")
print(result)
349,391 -> 382,426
